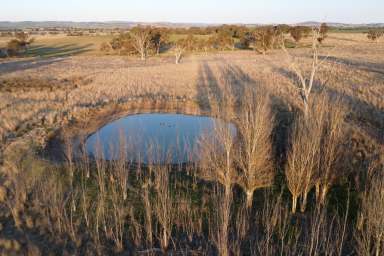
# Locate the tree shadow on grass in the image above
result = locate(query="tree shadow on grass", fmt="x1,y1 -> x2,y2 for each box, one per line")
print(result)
196,61 -> 223,112
26,43 -> 93,58
0,44 -> 93,75
195,60 -> 296,168
0,57 -> 66,75
320,55 -> 384,76
219,63 -> 296,165
276,67 -> 384,144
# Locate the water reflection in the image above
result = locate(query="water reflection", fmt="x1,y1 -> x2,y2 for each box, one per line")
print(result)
86,113 -> 236,164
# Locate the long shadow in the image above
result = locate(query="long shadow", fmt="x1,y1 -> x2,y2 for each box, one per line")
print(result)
277,67 -> 384,144
0,44 -> 93,75
0,57 -> 66,75
199,61 -> 296,169
328,36 -> 361,43
217,63 -> 252,104
196,61 -> 223,111
320,55 -> 384,76
26,43 -> 93,58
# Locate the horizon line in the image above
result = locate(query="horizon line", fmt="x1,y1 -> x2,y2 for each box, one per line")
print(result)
1,20 -> 383,25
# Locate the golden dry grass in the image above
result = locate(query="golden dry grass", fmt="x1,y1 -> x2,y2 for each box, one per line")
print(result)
0,32 -> 383,256
0,34 -> 112,56
0,32 -> 383,160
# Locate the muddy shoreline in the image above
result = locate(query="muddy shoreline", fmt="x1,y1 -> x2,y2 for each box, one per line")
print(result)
45,98 -> 213,162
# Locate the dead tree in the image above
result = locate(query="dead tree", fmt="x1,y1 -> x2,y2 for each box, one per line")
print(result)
154,165 -> 174,253
200,120 -> 237,199
235,89 -> 275,208
130,26 -> 151,61
357,168 -> 384,256
210,184 -> 232,256
285,107 -> 324,213
173,39 -> 187,64
315,96 -> 346,206
282,28 -> 327,116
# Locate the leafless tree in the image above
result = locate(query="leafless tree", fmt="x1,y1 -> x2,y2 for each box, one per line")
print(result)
154,165 -> 174,253
235,88 -> 275,208
315,96 -> 346,206
130,26 -> 152,61
357,167 -> 384,256
200,119 -> 237,198
173,39 -> 187,64
200,107 -> 236,256
210,184 -> 232,256
285,107 -> 324,213
282,28 -> 328,116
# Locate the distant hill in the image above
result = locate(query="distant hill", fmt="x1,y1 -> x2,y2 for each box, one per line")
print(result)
0,21 -> 383,29
295,21 -> 384,28
0,21 -> 215,29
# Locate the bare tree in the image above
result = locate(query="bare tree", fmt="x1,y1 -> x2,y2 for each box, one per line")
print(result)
285,106 -> 324,213
357,167 -> 384,256
235,89 -> 275,208
315,96 -> 346,206
282,28 -> 327,116
130,26 -> 152,61
154,164 -> 174,253
210,185 -> 232,256
200,119 -> 237,199
173,38 -> 187,64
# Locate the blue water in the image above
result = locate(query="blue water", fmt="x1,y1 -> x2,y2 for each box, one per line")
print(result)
85,113 -> 235,163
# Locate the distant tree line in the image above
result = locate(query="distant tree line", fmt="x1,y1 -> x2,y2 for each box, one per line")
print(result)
101,24 -> 332,63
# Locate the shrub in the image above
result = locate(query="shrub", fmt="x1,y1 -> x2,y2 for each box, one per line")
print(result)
6,32 -> 34,57
290,26 -> 311,43
367,30 -> 383,42
100,42 -> 112,53
318,23 -> 329,43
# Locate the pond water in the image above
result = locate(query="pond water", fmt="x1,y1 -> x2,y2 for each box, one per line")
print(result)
85,113 -> 236,163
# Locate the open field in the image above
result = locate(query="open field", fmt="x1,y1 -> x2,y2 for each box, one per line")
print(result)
0,33 -> 214,58
0,32 -> 384,255
0,32 -> 380,58
0,34 -> 113,57
1,33 -> 383,145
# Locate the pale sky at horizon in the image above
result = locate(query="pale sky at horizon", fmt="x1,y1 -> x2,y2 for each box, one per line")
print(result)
1,0 -> 383,24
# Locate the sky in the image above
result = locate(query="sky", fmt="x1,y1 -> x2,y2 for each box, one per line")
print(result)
1,0 -> 383,24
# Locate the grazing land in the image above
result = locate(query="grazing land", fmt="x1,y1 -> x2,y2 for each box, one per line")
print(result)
0,29 -> 384,255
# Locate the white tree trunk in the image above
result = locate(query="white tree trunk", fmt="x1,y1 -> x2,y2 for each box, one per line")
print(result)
175,52 -> 182,64
292,196 -> 298,214
301,192 -> 308,213
246,190 -> 254,209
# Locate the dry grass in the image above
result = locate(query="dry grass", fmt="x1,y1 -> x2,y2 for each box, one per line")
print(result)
0,34 -> 112,56
1,34 -> 382,150
0,32 -> 383,255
